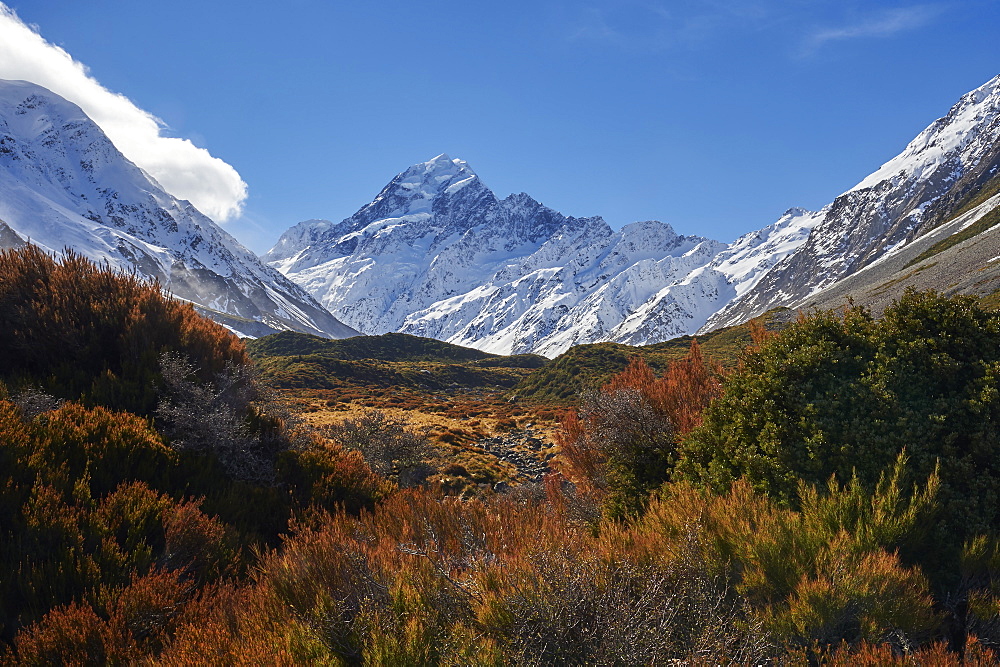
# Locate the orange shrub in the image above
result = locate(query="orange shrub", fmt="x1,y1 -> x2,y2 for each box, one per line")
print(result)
104,569 -> 195,661
556,340 -> 723,516
0,245 -> 246,416
162,499 -> 233,581
9,602 -> 107,666
603,339 -> 723,436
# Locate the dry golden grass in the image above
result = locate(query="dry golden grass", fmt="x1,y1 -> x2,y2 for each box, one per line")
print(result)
284,384 -> 560,440
278,387 -> 564,493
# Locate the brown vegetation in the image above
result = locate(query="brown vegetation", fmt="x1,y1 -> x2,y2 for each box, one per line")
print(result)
0,245 -> 245,416
6,246 -> 1000,663
557,340 -> 723,517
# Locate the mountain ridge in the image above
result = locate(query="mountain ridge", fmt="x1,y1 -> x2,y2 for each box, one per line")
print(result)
704,73 -> 1000,330
266,154 -> 816,356
0,78 -> 357,340
269,74 -> 1000,354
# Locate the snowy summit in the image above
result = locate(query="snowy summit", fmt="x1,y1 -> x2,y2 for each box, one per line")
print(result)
265,154 -> 808,356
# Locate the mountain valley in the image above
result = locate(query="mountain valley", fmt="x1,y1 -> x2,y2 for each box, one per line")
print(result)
265,75 -> 1000,356
6,59 -> 1000,665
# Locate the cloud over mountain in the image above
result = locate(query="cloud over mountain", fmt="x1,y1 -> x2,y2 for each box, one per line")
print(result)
0,3 -> 247,222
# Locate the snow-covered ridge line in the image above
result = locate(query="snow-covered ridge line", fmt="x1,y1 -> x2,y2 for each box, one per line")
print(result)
269,76 -> 1000,355
0,78 -> 356,340
267,154 -> 817,356
855,75 -> 1000,192
703,73 -> 1000,331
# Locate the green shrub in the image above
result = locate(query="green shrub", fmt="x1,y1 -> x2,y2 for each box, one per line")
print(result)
678,290 -> 1000,554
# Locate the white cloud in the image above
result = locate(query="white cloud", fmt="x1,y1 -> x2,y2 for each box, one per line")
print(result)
0,4 -> 247,221
568,3 -> 947,60
804,6 -> 941,53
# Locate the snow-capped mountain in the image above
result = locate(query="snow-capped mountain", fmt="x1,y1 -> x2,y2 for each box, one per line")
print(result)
10,70 -> 997,356
269,74 -> 1000,357
705,73 -> 1000,330
266,155 -> 813,356
0,79 -> 356,339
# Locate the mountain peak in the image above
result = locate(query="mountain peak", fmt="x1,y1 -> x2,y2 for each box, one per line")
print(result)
781,207 -> 810,219
972,73 -> 1000,100
405,153 -> 475,179
356,154 -> 488,222
427,152 -> 459,167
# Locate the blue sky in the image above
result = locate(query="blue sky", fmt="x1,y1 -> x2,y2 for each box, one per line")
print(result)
5,1 -> 1000,253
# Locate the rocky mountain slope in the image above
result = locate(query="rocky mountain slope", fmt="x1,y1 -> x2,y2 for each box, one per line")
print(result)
266,155 -> 813,356
799,187 -> 1000,316
705,73 -> 1000,330
0,79 -> 356,339
269,75 -> 1000,354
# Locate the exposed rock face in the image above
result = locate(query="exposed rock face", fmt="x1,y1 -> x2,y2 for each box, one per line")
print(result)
705,74 -> 1000,330
798,191 -> 1000,318
267,155 -> 811,356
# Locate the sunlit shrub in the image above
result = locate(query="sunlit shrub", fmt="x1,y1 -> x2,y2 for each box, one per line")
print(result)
0,245 -> 246,416
157,583 -> 322,666
557,342 -> 722,518
768,536 -> 940,646
276,436 -> 393,517
9,602 -> 106,666
477,548 -> 761,665
261,516 -> 387,661
793,635 -> 998,665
